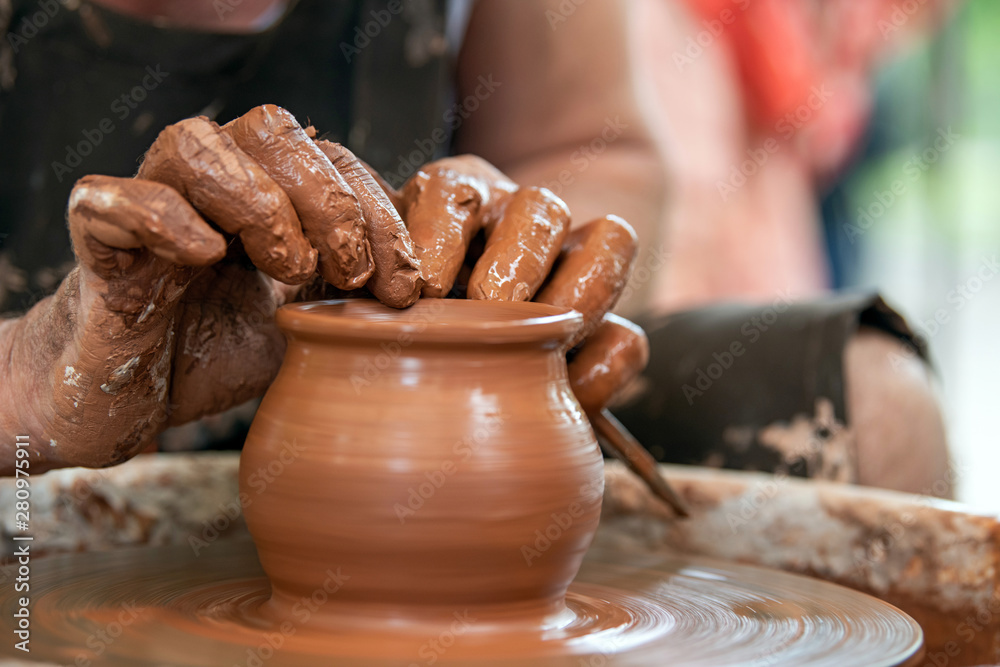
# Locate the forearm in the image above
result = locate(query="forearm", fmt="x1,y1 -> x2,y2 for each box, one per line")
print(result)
503,141 -> 668,317
0,268 -> 172,475
0,288 -> 74,474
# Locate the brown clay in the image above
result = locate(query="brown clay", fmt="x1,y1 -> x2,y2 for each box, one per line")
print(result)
535,214 -> 638,346
441,155 -> 518,235
0,302 -> 924,664
137,115 -> 318,284
315,140 -> 423,308
67,175 -> 227,270
358,156 -> 408,215
0,538 -> 926,665
402,156 -> 517,297
467,186 -> 571,302
568,314 -> 649,415
224,105 -> 374,290
241,299 -> 603,624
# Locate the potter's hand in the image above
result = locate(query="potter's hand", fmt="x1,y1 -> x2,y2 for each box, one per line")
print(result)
565,316 -> 690,517
397,157 -> 637,338
394,154 -> 674,509
0,105 -> 422,473
395,155 -> 642,402
568,315 -> 649,415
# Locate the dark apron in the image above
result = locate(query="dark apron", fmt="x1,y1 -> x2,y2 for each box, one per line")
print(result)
614,293 -> 930,481
0,0 -> 451,314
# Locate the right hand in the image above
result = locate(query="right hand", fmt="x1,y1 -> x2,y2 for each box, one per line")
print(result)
394,156 -> 648,411
6,105 -> 415,472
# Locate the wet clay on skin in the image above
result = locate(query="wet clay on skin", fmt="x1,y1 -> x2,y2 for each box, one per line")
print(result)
68,175 -> 227,270
224,105 -> 374,290
402,156 -> 517,297
359,156 -> 408,215
137,116 -> 318,285
468,187 -> 570,302
568,314 -> 649,415
315,140 -> 423,308
536,215 -> 638,347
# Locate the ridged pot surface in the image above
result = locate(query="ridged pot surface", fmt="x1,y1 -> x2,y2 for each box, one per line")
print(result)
240,299 -> 604,626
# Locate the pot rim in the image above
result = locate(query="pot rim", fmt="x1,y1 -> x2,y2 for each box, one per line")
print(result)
277,299 -> 585,345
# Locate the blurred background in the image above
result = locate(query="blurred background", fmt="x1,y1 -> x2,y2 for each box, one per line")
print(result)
641,0 -> 997,510
841,0 -> 999,511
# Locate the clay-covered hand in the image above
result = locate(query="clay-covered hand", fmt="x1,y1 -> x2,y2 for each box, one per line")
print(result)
1,105 -> 422,473
396,155 -> 642,408
567,315 -> 649,415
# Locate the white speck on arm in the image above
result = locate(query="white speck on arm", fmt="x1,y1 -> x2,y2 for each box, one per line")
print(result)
100,355 -> 141,395
63,365 -> 82,388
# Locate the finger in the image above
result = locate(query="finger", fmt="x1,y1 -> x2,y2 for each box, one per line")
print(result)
467,186 -> 570,302
68,175 -> 227,273
137,115 -> 318,285
402,155 -> 517,298
316,140 -> 423,308
535,215 -> 638,346
357,156 -> 408,216
434,155 -> 518,236
568,314 -> 649,415
224,105 -> 374,290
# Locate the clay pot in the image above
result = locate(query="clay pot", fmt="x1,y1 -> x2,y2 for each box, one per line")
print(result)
240,299 -> 604,628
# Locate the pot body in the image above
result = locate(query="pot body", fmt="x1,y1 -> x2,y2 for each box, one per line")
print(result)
240,300 -> 603,624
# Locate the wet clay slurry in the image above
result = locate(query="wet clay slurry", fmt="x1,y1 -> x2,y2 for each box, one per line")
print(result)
467,187 -> 571,302
224,106 -> 374,291
0,540 -> 924,665
315,140 -> 424,308
535,215 -> 638,347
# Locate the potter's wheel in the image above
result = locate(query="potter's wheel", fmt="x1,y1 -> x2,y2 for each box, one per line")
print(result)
1,539 -> 921,666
